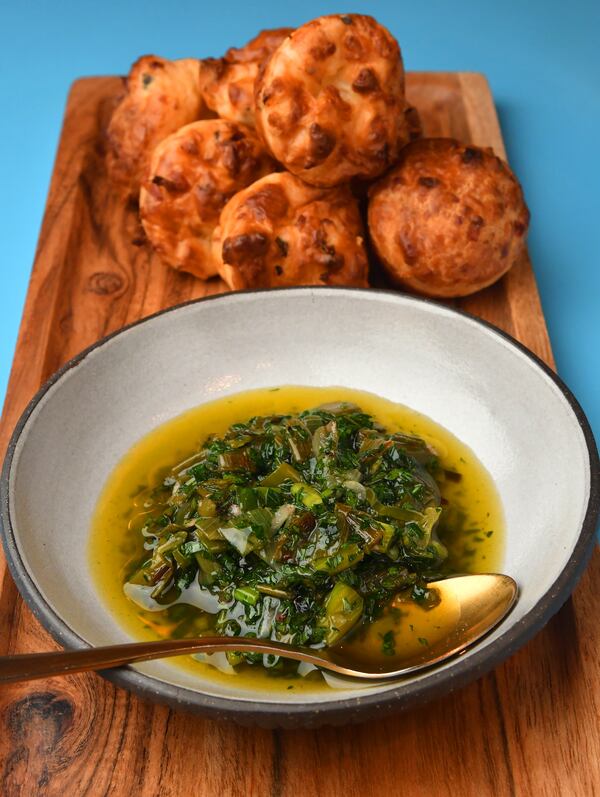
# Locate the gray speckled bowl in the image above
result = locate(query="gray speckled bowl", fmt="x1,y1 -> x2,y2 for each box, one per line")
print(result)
1,288 -> 598,727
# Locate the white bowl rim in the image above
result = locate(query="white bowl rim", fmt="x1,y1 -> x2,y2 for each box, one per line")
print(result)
1,286 -> 598,727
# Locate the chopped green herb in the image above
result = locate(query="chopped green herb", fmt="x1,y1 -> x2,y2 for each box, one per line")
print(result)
380,630 -> 396,656
121,401 -> 467,675
234,586 -> 260,606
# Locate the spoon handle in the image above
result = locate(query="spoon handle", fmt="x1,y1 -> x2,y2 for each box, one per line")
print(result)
0,575 -> 517,684
0,637 -> 336,684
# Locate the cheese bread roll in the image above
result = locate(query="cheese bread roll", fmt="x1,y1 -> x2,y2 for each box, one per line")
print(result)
368,139 -> 530,297
214,171 -> 369,289
255,14 -> 407,186
140,120 -> 275,279
106,55 -> 206,195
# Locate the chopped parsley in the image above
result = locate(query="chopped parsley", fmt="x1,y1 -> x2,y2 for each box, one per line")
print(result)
124,402 -> 452,675
380,630 -> 396,656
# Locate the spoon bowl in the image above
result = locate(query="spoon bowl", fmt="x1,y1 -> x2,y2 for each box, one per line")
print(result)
0,574 -> 517,684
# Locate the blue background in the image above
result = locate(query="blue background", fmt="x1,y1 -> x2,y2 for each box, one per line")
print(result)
1,0 -> 598,445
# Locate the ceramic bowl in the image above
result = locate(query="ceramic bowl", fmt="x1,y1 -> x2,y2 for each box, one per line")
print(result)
1,288 -> 598,727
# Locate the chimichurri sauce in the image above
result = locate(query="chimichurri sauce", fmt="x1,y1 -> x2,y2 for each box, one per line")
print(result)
89,386 -> 503,691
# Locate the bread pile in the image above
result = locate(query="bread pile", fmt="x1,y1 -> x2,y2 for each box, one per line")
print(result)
106,14 -> 529,297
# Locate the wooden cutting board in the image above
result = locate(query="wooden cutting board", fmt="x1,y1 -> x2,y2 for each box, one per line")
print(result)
1,72 -> 598,797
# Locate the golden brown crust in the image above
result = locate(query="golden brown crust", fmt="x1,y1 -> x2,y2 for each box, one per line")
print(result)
106,56 -> 206,195
139,120 -> 276,279
213,172 -> 369,289
368,138 -> 530,297
199,28 -> 293,127
255,14 -> 407,187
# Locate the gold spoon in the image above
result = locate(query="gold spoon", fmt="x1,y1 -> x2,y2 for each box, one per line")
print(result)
0,574 -> 516,684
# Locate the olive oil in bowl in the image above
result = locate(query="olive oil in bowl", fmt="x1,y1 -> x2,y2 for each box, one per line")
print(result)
88,386 -> 503,692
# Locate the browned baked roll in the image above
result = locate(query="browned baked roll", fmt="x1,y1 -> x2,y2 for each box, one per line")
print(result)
255,14 -> 407,187
139,120 -> 276,279
106,56 -> 206,195
213,171 -> 369,289
368,138 -> 530,297
199,28 -> 293,127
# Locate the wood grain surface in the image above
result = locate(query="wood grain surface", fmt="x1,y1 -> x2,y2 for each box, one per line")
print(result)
1,72 -> 598,797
